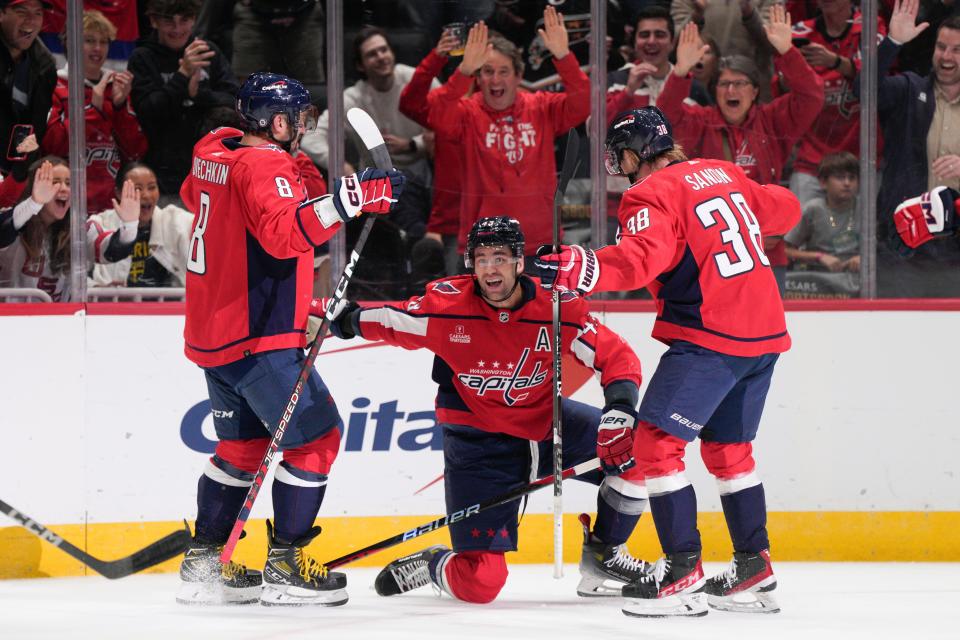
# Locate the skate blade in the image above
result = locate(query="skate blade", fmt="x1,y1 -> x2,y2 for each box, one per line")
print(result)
176,581 -> 260,605
707,591 -> 780,614
622,593 -> 708,618
576,575 -> 624,597
260,585 -> 349,607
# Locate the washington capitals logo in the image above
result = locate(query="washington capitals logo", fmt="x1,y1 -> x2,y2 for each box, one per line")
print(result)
456,348 -> 548,406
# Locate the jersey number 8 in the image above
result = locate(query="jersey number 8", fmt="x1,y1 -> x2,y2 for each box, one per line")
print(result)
187,191 -> 210,275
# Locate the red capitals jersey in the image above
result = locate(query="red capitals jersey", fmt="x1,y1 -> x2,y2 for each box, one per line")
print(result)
180,128 -> 339,367
596,158 -> 800,356
356,276 -> 642,441
791,10 -> 886,175
43,77 -> 147,215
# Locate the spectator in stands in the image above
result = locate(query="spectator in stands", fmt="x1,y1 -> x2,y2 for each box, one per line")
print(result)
301,27 -> 435,245
604,5 -> 676,249
858,0 -> 960,297
231,1 -> 325,98
882,0 -> 959,76
420,7 -> 589,266
672,0 -> 778,102
689,34 -> 720,106
128,0 -> 239,200
43,10 -> 147,217
39,0 -> 141,70
0,0 -> 56,207
606,5 -> 674,123
88,162 -> 193,288
785,151 -> 861,272
0,156 -> 138,301
660,9 -> 823,293
399,28 -> 465,276
661,13 -> 823,187
789,0 -> 886,206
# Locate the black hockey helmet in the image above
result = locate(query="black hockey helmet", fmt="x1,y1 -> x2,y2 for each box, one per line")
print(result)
237,72 -> 316,133
604,106 -> 674,175
464,216 -> 525,269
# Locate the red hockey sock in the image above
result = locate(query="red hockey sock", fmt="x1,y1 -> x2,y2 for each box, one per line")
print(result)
440,551 -> 508,604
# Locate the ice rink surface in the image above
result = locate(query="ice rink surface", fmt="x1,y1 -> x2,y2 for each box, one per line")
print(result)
1,563 -> 957,640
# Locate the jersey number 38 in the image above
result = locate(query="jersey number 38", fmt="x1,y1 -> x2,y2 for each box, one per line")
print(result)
694,192 -> 770,278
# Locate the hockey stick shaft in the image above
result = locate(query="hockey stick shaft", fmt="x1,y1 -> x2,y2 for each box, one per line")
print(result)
551,129 -> 582,578
220,108 -> 394,564
0,498 -> 190,579
323,457 -> 601,570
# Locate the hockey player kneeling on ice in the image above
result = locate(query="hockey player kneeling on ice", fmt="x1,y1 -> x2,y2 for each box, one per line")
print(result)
316,216 -> 653,604
176,72 -> 404,606
538,107 -> 794,617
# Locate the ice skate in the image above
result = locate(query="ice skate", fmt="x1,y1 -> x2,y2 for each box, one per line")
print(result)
260,520 -> 348,606
621,551 -> 708,618
374,545 -> 451,596
702,549 -> 779,613
577,513 -> 652,597
176,541 -> 262,605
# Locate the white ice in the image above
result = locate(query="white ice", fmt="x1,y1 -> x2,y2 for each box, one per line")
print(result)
1,563 -> 957,640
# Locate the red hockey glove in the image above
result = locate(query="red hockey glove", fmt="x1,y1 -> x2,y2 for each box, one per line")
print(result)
307,297 -> 359,342
894,186 -> 960,249
332,167 -> 406,221
535,244 -> 600,295
597,404 -> 637,475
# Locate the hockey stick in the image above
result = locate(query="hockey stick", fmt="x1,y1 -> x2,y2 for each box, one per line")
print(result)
0,498 -> 190,579
551,128 -> 582,578
323,457 -> 601,570
220,107 -> 395,564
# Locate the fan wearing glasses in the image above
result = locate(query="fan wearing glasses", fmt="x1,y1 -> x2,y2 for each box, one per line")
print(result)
657,4 -> 824,188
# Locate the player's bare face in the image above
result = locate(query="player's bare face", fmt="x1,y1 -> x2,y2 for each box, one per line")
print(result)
151,13 -> 195,51
359,35 -> 395,82
933,28 -> 960,88
39,165 -> 71,224
716,70 -> 758,127
82,31 -> 110,80
124,166 -> 160,225
478,51 -> 520,111
633,19 -> 671,67
0,2 -> 43,55
474,245 -> 523,307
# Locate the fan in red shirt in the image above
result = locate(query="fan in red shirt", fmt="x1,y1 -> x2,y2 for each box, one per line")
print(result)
789,0 -> 886,204
176,72 -> 405,608
538,107 -> 799,618
321,216 -> 653,605
42,10 -> 146,215
421,6 -> 590,259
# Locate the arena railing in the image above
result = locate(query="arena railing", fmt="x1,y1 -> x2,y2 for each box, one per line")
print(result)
0,288 -> 53,303
86,288 -> 186,303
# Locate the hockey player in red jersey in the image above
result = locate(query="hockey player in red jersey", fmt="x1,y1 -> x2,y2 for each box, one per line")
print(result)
538,107 -> 800,617
320,217 -> 652,603
177,72 -> 405,606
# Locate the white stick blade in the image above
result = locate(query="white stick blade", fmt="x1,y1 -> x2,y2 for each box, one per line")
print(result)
347,108 -> 385,150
